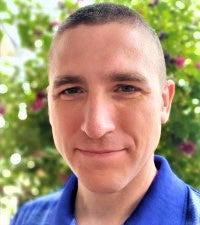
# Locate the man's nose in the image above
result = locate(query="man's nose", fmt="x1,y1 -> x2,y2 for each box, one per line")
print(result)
81,96 -> 116,139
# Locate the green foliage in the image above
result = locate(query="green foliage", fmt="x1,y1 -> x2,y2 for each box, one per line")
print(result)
0,0 -> 200,216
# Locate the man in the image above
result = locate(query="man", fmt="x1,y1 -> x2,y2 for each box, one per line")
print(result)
11,3 -> 200,225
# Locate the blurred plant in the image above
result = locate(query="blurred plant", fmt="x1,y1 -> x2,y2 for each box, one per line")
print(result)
178,140 -> 196,156
0,0 -> 200,221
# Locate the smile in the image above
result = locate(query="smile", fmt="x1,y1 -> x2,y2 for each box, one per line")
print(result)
75,148 -> 126,158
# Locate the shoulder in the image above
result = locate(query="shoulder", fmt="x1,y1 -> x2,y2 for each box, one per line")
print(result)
187,186 -> 200,205
24,189 -> 62,207
185,185 -> 200,224
22,189 -> 63,211
11,189 -> 63,225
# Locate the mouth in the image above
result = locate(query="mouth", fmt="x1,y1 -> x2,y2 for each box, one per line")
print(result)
75,148 -> 126,158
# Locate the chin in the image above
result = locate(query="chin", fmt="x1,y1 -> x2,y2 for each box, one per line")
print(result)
82,182 -> 126,194
77,172 -> 130,194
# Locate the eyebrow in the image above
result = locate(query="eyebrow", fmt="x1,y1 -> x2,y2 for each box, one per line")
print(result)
53,75 -> 85,88
108,72 -> 148,84
52,72 -> 149,89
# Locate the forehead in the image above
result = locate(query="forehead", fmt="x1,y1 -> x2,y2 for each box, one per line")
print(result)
49,23 -> 161,84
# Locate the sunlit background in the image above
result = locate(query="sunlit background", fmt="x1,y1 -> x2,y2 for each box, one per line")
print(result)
1,0 -> 200,224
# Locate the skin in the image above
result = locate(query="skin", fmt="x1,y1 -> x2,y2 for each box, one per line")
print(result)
48,23 -> 175,225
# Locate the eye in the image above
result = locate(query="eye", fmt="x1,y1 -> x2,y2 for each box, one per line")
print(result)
59,86 -> 85,100
115,84 -> 141,93
61,87 -> 84,95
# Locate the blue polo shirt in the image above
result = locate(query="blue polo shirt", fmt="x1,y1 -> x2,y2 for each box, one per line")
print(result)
10,156 -> 200,225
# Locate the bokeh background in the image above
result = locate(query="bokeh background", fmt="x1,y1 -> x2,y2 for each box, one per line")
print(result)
0,0 -> 200,224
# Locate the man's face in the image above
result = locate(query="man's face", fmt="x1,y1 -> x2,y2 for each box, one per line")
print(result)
48,23 -> 174,193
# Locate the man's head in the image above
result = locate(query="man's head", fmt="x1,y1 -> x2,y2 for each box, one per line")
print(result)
48,3 -> 175,193
50,3 -> 166,83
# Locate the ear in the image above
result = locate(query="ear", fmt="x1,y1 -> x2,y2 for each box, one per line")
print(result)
161,80 -> 175,124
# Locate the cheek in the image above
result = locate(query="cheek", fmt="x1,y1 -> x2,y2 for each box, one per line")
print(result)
49,102 -> 82,153
119,99 -> 162,145
50,102 -> 81,132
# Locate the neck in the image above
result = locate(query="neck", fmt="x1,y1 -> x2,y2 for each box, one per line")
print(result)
75,158 -> 157,225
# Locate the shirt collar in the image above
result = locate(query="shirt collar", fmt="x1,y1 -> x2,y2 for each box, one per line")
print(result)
53,155 -> 188,225
52,175 -> 77,225
125,155 -> 188,225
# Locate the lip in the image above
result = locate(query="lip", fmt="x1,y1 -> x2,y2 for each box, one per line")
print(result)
76,148 -> 126,158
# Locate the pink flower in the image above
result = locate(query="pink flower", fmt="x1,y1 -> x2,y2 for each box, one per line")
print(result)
196,62 -> 200,70
175,56 -> 185,69
37,91 -> 46,99
179,140 -> 196,156
31,91 -> 47,112
0,105 -> 6,115
31,98 -> 44,112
